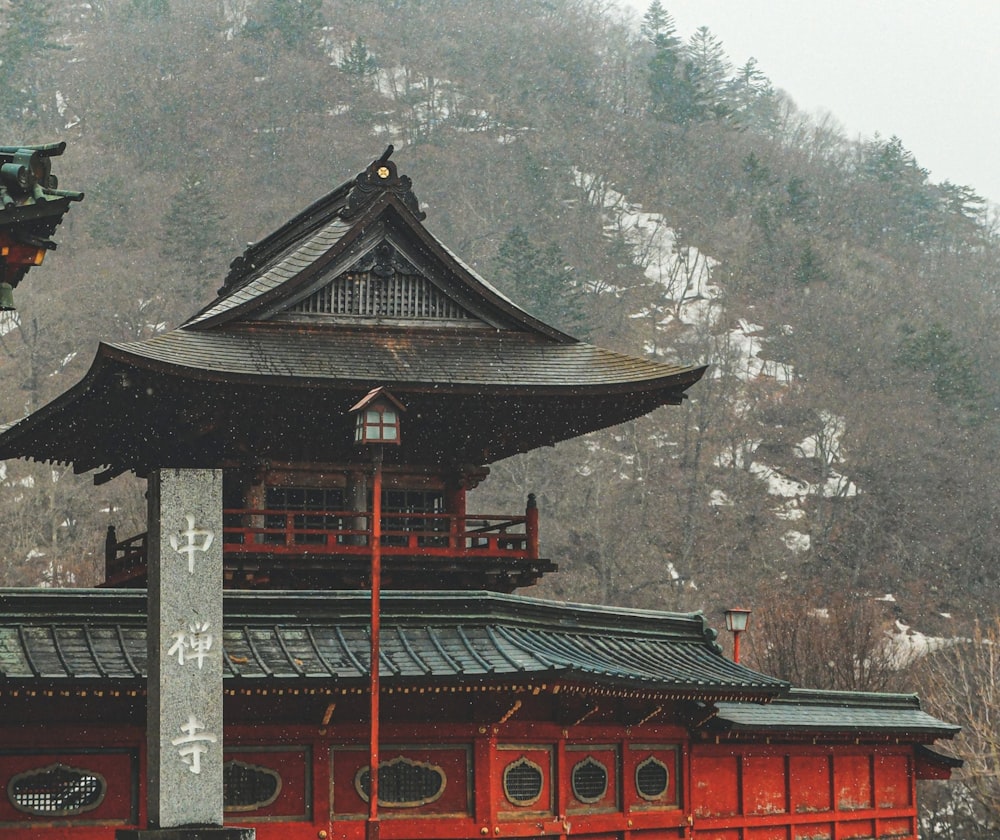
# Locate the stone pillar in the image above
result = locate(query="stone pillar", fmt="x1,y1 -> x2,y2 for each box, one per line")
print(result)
118,469 -> 253,840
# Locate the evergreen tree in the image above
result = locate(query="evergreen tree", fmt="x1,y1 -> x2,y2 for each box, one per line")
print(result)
643,12 -> 698,124
0,0 -> 66,123
727,58 -> 778,132
896,323 -> 982,413
640,0 -> 677,47
160,173 -> 228,286
493,226 -> 587,336
684,26 -> 731,120
248,0 -> 324,49
340,37 -> 378,80
859,135 -> 940,245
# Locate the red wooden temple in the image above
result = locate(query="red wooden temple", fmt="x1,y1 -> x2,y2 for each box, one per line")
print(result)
0,150 -> 957,839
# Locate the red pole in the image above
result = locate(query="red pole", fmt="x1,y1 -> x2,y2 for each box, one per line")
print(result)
733,630 -> 742,664
368,449 -> 382,840
526,493 -> 539,559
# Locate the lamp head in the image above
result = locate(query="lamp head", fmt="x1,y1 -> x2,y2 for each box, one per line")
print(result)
724,607 -> 751,633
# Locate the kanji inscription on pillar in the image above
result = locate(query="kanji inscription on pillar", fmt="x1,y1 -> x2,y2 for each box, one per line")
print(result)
146,469 -> 225,829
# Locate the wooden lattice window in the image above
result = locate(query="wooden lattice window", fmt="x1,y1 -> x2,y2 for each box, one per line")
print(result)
7,763 -> 106,816
503,756 -> 544,806
571,756 -> 608,804
635,755 -> 670,801
355,756 -> 447,808
223,759 -> 282,812
264,487 -> 345,545
291,271 -> 469,320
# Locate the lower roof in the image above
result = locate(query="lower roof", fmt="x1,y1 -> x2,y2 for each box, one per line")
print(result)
0,589 -> 959,740
0,589 -> 784,701
713,689 -> 959,738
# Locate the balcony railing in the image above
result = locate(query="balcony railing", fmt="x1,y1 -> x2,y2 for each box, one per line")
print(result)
104,502 -> 540,587
221,509 -> 536,557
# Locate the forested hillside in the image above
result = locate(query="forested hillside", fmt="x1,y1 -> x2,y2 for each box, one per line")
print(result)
2,0 -> 999,640
5,0 -> 1000,829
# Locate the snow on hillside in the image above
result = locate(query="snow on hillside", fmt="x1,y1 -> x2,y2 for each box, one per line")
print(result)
576,171 -> 861,562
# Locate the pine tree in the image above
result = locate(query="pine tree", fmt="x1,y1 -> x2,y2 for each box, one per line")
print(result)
684,26 -> 731,120
159,173 -> 228,288
0,0 -> 66,123
642,2 -> 699,126
493,226 -> 587,336
727,58 -> 778,131
249,0 -> 324,49
640,0 -> 677,48
340,37 -> 378,80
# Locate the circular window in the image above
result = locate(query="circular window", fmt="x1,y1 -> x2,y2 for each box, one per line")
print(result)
223,760 -> 282,812
571,756 -> 608,804
8,763 -> 106,816
503,756 -> 544,806
635,756 -> 669,801
355,756 -> 447,808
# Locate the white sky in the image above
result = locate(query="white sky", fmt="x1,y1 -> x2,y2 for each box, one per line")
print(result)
619,0 -> 1000,205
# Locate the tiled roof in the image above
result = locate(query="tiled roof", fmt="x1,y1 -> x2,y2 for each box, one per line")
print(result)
714,689 -> 959,737
107,327 -> 703,389
0,589 -> 785,700
0,151 -> 707,476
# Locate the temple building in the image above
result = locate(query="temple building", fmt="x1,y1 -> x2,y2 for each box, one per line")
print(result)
0,149 -> 957,840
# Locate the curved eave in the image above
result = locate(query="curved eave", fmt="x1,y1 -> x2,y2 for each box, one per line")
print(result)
0,347 -> 111,463
101,326 -> 705,392
0,335 -> 705,476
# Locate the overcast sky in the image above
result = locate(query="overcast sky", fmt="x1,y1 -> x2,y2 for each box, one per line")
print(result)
620,0 -> 1000,206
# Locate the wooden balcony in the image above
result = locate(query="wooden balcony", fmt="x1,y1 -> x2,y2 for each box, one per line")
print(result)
103,501 -> 555,592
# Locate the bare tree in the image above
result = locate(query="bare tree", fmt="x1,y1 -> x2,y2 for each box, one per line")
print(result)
916,619 -> 1000,828
746,588 -> 905,692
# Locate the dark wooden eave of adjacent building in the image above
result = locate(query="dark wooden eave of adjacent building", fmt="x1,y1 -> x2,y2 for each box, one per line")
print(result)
0,150 -> 706,480
0,142 -> 83,290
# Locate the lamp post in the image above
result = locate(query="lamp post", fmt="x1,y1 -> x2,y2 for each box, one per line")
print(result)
724,607 -> 752,664
350,387 -> 405,840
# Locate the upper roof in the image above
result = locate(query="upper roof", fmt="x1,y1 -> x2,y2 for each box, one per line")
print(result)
0,148 -> 705,480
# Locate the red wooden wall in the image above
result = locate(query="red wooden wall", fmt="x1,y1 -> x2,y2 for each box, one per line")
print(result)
0,723 -> 922,840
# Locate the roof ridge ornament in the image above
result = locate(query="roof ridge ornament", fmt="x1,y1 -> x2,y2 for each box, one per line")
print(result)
0,141 -> 83,311
341,145 -> 426,221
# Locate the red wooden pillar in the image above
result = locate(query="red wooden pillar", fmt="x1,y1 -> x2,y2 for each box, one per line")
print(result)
474,725 -> 500,835
448,483 -> 466,551
368,452 -> 383,840
555,729 -> 569,832
526,494 -> 539,559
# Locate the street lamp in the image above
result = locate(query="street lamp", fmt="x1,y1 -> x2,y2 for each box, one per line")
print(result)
349,386 -> 405,840
724,607 -> 752,664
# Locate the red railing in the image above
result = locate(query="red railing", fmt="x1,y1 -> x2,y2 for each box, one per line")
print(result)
221,509 -> 537,558
105,503 -> 539,583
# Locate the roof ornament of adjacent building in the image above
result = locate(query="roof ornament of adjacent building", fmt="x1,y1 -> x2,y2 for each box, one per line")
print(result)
0,141 -> 83,310
340,144 -> 426,221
